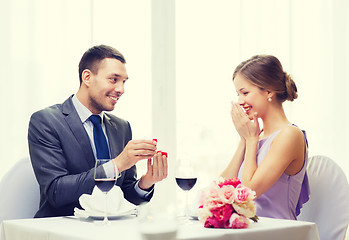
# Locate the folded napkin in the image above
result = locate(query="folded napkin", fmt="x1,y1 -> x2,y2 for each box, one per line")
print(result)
74,186 -> 135,218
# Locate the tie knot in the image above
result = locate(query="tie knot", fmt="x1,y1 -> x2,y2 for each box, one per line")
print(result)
89,115 -> 102,125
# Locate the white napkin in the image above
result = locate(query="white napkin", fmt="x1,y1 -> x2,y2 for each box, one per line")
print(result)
74,186 -> 135,218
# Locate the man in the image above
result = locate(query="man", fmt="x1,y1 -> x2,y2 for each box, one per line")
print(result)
28,45 -> 167,218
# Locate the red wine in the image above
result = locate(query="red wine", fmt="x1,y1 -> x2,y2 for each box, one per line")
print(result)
95,179 -> 115,192
175,178 -> 197,191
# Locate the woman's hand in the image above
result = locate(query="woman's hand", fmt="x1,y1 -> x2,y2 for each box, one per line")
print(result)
230,101 -> 260,141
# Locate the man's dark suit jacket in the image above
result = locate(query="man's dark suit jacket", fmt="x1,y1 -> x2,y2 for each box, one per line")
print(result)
28,95 -> 151,218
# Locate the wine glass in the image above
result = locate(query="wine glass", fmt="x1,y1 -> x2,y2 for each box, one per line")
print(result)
94,159 -> 116,225
175,158 -> 197,224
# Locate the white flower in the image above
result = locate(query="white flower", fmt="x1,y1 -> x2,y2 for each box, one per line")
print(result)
233,201 -> 256,218
198,206 -> 212,223
229,213 -> 250,228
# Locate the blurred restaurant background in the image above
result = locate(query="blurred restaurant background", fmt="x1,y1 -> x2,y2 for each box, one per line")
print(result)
0,0 -> 348,209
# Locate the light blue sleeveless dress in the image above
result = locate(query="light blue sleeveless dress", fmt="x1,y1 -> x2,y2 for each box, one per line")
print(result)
238,125 -> 310,220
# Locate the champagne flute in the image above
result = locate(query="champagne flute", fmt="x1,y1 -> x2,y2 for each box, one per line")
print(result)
94,159 -> 116,225
175,158 -> 197,224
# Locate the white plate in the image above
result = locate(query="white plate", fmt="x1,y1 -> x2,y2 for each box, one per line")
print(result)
74,208 -> 136,220
89,209 -> 136,220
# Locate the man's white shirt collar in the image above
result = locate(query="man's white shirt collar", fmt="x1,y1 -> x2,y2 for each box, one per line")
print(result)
72,95 -> 104,123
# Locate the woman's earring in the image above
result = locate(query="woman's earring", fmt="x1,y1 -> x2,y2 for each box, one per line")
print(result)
268,97 -> 272,102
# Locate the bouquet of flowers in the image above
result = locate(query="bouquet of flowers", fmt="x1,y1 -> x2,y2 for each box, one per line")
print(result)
198,177 -> 258,229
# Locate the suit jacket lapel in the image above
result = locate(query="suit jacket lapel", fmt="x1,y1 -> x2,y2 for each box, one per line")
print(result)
62,96 -> 96,169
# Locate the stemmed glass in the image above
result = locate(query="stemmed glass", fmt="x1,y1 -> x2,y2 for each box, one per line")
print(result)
175,158 -> 197,224
94,159 -> 116,225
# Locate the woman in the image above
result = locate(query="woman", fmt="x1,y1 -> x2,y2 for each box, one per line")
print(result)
221,55 -> 309,220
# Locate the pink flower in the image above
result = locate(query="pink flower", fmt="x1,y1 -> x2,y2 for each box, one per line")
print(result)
204,216 -> 224,228
235,185 -> 256,203
218,178 -> 241,188
204,204 -> 234,228
218,185 -> 237,204
229,213 -> 250,229
212,204 -> 234,223
204,186 -> 225,209
198,178 -> 257,229
205,199 -> 224,210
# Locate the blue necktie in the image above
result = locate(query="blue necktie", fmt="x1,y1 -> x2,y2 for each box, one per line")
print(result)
89,115 -> 110,159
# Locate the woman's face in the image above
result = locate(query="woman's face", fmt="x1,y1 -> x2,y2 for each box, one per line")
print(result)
233,73 -> 269,120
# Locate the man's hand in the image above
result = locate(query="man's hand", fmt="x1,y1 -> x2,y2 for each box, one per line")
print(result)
138,152 -> 168,190
113,139 -> 157,173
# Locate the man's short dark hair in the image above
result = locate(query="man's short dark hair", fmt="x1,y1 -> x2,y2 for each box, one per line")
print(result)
78,45 -> 126,85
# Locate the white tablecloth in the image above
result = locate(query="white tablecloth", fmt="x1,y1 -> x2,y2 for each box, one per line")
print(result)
1,216 -> 319,240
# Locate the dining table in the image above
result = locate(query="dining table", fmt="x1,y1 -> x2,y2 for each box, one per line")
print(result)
1,214 -> 319,240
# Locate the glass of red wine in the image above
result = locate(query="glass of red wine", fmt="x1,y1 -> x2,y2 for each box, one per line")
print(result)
94,159 -> 116,225
175,158 -> 197,224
